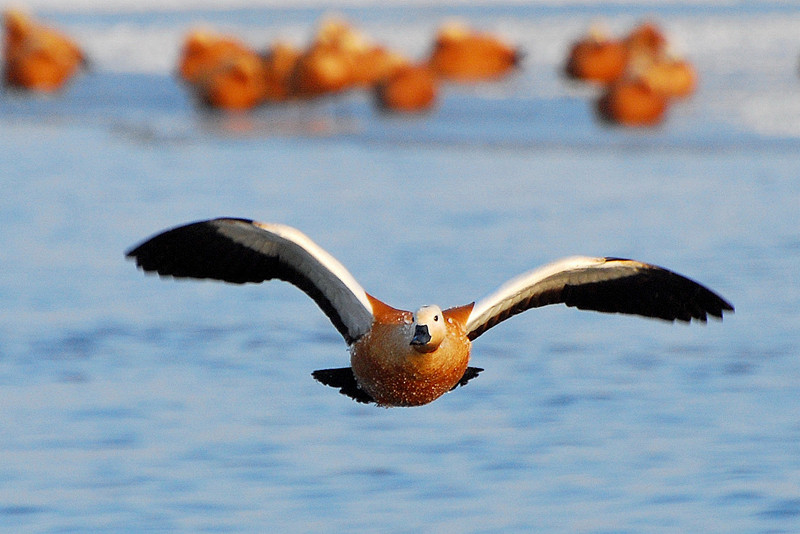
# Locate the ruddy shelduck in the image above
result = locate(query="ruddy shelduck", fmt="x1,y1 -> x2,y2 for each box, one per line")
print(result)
289,45 -> 353,97
127,218 -> 733,407
177,29 -> 253,85
564,26 -> 628,84
428,21 -> 522,81
194,53 -> 269,111
261,41 -> 302,103
374,64 -> 438,113
177,29 -> 268,110
3,8 -> 86,92
351,45 -> 409,88
624,22 -> 697,99
596,78 -> 669,127
289,17 -> 366,97
624,21 -> 668,64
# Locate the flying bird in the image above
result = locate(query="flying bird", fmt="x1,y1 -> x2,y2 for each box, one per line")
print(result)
126,218 -> 733,407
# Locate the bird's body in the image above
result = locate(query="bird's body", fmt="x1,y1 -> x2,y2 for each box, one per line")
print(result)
349,297 -> 474,406
428,22 -> 521,82
176,30 -> 269,110
596,78 -> 669,127
375,64 -> 438,113
564,32 -> 628,84
127,218 -> 733,407
3,9 -> 86,92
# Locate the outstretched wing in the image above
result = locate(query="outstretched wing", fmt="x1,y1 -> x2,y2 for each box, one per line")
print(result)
466,256 -> 734,341
126,218 -> 374,344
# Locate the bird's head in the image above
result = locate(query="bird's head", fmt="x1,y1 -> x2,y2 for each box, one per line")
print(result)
410,305 -> 445,353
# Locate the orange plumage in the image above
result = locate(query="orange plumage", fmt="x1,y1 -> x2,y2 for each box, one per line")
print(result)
177,29 -> 268,110
624,22 -> 668,64
351,46 -> 409,87
196,54 -> 269,111
640,58 -> 697,98
351,297 -> 473,407
3,9 -> 85,92
289,17 -> 365,98
564,29 -> 628,84
428,22 -> 521,81
261,41 -> 302,103
374,64 -> 438,113
596,78 -> 669,127
177,29 -> 252,84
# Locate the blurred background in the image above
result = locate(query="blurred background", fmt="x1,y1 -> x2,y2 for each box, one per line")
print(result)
1,1 -> 799,532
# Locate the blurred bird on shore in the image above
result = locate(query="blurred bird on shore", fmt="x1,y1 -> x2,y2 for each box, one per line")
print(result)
3,8 -> 86,92
428,21 -> 522,82
565,20 -> 697,127
177,29 -> 269,110
374,64 -> 438,113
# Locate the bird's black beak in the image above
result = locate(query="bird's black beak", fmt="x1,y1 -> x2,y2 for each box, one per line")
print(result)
410,324 -> 431,346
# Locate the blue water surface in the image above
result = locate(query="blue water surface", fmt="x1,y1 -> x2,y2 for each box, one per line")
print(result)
1,3 -> 799,533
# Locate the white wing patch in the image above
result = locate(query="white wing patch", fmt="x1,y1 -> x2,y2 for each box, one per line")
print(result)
128,218 -> 375,344
466,256 -> 613,335
219,220 -> 374,341
465,255 -> 732,340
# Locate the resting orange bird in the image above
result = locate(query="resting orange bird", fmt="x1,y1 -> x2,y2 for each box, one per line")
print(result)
193,53 -> 269,110
127,218 -> 734,407
428,22 -> 521,81
3,9 -> 86,92
177,29 -> 252,84
564,28 -> 628,84
374,64 -> 438,113
261,41 -> 302,103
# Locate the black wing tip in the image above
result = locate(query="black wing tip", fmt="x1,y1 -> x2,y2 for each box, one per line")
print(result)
711,299 -> 735,318
598,258 -> 735,323
450,366 -> 484,390
312,368 -> 375,404
124,217 -> 263,280
693,283 -> 735,322
125,217 -> 256,255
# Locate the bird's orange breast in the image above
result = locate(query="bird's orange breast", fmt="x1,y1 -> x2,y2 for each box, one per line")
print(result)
596,78 -> 668,127
350,297 -> 473,407
375,64 -> 438,113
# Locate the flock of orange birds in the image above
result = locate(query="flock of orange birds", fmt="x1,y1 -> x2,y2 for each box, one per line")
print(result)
565,21 -> 697,126
3,8 -> 697,126
175,16 -> 521,112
